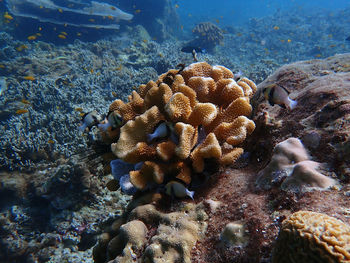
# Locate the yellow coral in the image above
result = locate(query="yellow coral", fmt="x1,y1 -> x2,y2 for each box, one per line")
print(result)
272,211 -> 350,263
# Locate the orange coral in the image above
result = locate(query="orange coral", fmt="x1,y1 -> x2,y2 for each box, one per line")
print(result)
191,133 -> 222,173
105,62 -> 257,195
164,93 -> 192,122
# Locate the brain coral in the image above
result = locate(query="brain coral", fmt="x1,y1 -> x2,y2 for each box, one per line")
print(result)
272,211 -> 350,263
107,62 -> 256,194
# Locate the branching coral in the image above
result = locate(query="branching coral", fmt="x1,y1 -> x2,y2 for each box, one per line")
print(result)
106,62 -> 256,195
272,211 -> 350,263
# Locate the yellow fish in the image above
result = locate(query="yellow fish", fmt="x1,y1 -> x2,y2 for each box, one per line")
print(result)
27,35 -> 37,41
4,12 -> 13,20
23,76 -> 35,81
273,26 -> 280,30
58,34 -> 66,39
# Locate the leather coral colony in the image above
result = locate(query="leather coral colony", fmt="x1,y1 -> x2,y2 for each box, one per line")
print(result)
106,62 -> 257,195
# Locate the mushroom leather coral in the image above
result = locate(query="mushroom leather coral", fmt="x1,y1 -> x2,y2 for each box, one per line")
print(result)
109,62 -> 256,191
272,211 -> 350,263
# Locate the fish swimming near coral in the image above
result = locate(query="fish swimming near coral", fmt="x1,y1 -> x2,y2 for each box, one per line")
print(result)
165,181 -> 194,199
98,111 -> 123,131
181,45 -> 206,53
5,0 -> 133,30
262,84 -> 297,110
79,110 -> 102,132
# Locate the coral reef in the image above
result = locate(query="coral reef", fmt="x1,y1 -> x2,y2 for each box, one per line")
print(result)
256,137 -> 338,192
192,22 -> 224,48
93,197 -> 208,263
272,210 -> 350,263
106,61 -> 256,194
183,22 -> 224,53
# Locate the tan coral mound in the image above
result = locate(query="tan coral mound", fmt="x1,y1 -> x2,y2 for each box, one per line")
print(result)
93,200 -> 208,263
108,62 -> 256,191
272,211 -> 350,263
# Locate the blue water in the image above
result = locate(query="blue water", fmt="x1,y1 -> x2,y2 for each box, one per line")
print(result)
176,0 -> 350,27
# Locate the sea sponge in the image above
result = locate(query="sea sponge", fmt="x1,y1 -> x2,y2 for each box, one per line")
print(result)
271,211 -> 350,263
105,62 -> 256,195
256,137 -> 338,192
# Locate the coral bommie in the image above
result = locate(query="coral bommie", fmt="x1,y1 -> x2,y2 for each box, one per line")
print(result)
105,62 -> 257,194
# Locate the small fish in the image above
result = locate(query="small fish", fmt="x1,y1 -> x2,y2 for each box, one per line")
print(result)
75,107 -> 84,112
47,139 -> 55,144
273,26 -> 280,30
165,181 -> 194,199
4,12 -> 13,20
147,121 -> 170,142
58,8 -> 63,13
262,84 -> 297,110
58,34 -> 66,39
23,76 -> 35,81
16,109 -> 29,115
60,31 -> 67,35
98,111 -> 123,131
233,70 -> 243,81
21,99 -> 31,105
175,4 -> 179,8
134,9 -> 141,14
16,45 -> 28,52
79,110 -> 102,132
287,39 -> 292,43
27,35 -> 37,41
77,32 -> 82,36
181,46 -> 205,53
192,49 -> 198,62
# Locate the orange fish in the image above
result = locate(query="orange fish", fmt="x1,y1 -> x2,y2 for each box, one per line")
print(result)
4,12 -> 13,20
27,35 -> 37,41
16,109 -> 29,115
273,26 -> 280,30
